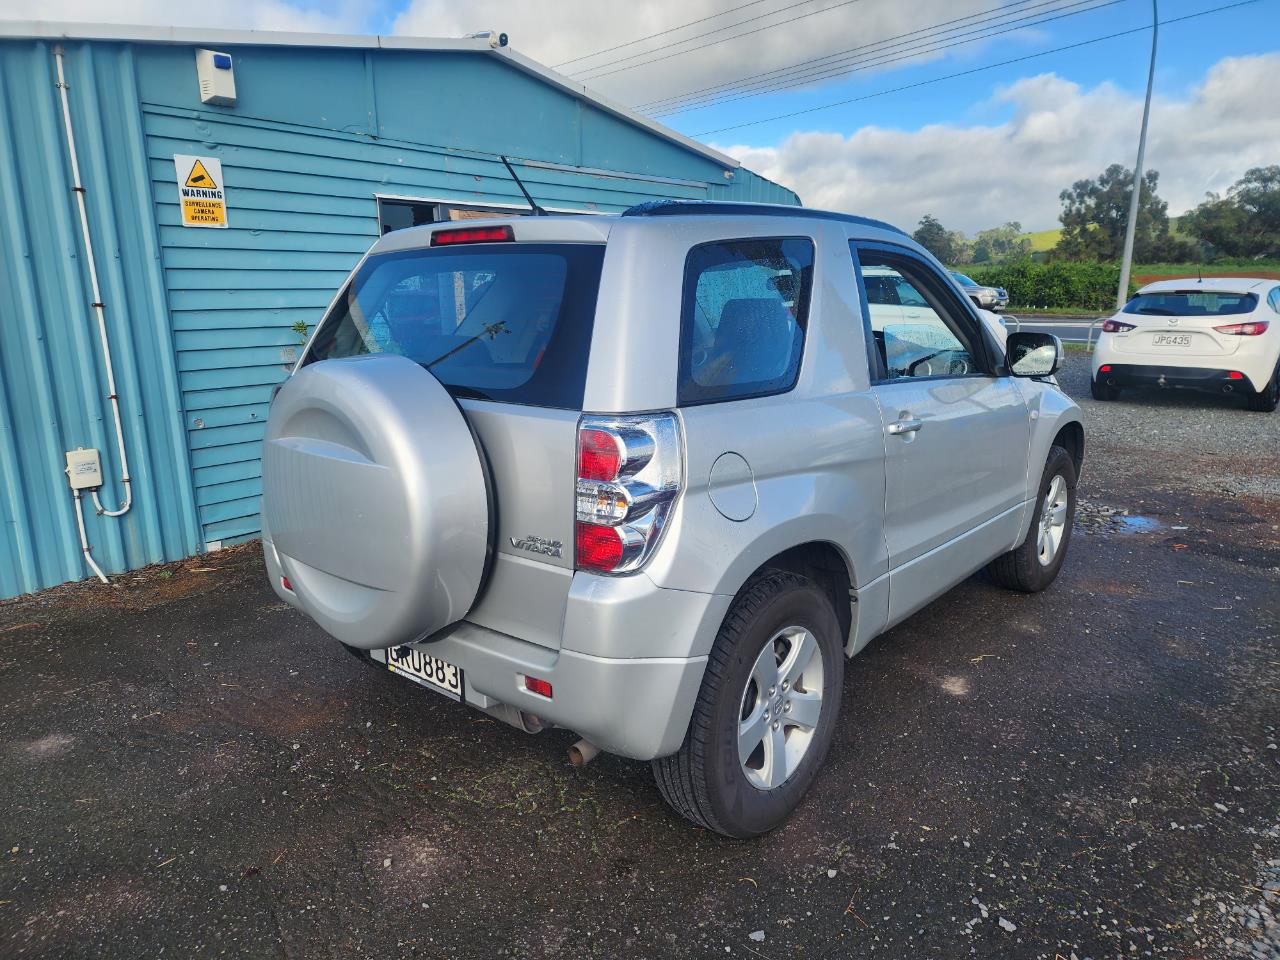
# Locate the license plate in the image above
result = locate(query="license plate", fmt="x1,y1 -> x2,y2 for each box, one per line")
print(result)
1152,333 -> 1192,347
374,646 -> 464,701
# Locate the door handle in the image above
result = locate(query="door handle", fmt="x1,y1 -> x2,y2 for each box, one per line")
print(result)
887,417 -> 923,436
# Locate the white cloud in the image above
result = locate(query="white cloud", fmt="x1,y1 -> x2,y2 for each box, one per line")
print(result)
391,0 -> 1006,106
717,52 -> 1280,234
0,0 -> 372,34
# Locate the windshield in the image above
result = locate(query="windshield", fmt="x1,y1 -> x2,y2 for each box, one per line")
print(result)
951,273 -> 977,287
304,243 -> 604,408
1123,291 -> 1258,317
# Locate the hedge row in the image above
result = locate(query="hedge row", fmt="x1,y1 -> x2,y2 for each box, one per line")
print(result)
965,261 -> 1133,310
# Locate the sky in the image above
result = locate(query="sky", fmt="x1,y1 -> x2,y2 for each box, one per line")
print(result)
5,0 -> 1278,233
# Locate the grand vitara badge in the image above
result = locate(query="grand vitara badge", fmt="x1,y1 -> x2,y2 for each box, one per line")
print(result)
509,535 -> 563,558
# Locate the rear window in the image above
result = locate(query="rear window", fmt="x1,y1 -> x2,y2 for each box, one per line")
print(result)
678,237 -> 814,406
1123,291 -> 1258,317
304,243 -> 604,409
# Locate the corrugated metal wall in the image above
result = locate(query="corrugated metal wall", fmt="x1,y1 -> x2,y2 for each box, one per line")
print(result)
0,40 -> 201,598
0,35 -> 798,597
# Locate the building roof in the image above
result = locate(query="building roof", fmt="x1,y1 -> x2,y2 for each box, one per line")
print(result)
0,20 -> 740,171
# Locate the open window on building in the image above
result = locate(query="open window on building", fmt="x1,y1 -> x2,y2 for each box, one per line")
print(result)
376,197 -> 535,235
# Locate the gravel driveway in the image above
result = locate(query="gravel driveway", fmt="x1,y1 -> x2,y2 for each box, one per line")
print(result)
1,353 -> 1276,960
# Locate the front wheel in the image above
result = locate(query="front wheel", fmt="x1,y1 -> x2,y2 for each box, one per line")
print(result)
652,570 -> 843,838
986,445 -> 1078,592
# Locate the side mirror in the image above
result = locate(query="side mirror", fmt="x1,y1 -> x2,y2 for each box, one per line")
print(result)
1005,331 -> 1062,378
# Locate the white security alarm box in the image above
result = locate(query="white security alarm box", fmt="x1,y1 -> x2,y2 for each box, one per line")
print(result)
65,448 -> 103,490
195,49 -> 237,106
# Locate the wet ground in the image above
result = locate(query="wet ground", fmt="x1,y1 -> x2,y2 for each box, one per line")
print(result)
2,356 -> 1278,959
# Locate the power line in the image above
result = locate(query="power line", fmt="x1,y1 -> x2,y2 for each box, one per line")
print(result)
652,0 -> 1125,116
638,0 -> 1061,112
552,0 -> 781,69
572,0 -> 871,81
692,0 -> 1260,136
641,0 -> 1115,115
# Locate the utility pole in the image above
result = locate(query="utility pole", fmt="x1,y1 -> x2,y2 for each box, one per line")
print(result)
1116,0 -> 1159,310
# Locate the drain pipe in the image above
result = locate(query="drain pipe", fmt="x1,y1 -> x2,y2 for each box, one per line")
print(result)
53,46 -> 133,520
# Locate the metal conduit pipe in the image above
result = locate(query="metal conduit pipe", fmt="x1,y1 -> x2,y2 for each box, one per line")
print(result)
53,46 -> 133,521
72,490 -> 110,584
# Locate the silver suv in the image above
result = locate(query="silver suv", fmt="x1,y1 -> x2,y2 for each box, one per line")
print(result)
262,201 -> 1084,837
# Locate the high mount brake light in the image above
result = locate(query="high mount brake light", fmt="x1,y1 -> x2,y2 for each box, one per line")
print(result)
1102,319 -> 1136,333
1214,320 -> 1269,336
430,225 -> 515,246
574,414 -> 680,575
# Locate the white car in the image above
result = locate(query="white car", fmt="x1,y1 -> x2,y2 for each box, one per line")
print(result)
1091,278 -> 1280,412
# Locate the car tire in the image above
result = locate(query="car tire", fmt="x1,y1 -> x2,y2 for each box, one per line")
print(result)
1246,363 -> 1279,413
986,445 -> 1077,593
1090,378 -> 1120,401
652,569 -> 844,838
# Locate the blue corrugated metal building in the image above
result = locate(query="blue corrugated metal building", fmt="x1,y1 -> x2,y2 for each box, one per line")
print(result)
0,21 -> 799,600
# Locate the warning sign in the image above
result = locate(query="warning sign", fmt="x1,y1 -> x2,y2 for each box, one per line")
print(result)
174,154 -> 228,228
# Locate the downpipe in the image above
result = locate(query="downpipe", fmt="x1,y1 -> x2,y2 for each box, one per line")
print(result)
53,46 -> 133,522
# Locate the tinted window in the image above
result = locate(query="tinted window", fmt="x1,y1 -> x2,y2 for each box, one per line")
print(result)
951,273 -> 978,287
1123,291 -> 1258,316
305,244 -> 604,409
858,249 -> 986,381
679,237 -> 814,405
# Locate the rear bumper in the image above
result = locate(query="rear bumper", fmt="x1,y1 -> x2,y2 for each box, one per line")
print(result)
265,534 -> 730,761
1091,362 -> 1264,393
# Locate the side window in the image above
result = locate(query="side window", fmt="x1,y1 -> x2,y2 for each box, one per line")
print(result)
678,237 -> 814,405
1270,287 -> 1280,314
855,247 -> 987,382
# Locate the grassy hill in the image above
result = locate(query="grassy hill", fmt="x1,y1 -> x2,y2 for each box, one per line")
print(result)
1017,215 -> 1193,254
1021,227 -> 1061,252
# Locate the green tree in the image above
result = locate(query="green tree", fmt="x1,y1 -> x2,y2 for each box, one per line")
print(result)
1183,165 -> 1280,258
1053,163 -> 1193,263
971,221 -> 1032,263
911,214 -> 969,264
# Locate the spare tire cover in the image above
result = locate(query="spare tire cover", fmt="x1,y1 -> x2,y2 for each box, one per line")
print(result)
262,354 -> 489,650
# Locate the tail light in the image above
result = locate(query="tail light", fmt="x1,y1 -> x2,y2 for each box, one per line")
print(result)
431,225 -> 514,246
575,413 -> 681,574
1101,319 -> 1136,333
1214,320 -> 1269,336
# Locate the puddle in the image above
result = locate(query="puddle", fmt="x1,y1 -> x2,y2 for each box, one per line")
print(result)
1114,514 -> 1160,534
1075,500 -> 1163,535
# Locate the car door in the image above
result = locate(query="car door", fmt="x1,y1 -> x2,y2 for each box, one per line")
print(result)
852,242 -> 1030,624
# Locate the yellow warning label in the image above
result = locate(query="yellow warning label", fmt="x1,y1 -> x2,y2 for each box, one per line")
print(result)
173,154 -> 228,229
184,158 -> 217,189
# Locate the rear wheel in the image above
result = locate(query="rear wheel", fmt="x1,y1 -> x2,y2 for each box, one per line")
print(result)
1246,364 -> 1279,412
1090,378 -> 1120,401
986,445 -> 1077,593
652,570 -> 843,838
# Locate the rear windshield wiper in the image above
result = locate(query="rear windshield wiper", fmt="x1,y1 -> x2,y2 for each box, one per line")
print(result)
424,320 -> 510,370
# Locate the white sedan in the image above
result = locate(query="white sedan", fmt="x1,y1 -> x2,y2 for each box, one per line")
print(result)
1091,278 -> 1280,412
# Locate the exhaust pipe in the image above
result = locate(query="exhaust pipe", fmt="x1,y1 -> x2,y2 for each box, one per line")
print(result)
568,738 -> 601,766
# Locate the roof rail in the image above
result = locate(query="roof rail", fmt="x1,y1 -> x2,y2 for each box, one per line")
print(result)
621,199 -> 908,237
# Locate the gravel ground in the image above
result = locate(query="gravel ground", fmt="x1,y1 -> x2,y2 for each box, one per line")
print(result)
1,353 -> 1276,960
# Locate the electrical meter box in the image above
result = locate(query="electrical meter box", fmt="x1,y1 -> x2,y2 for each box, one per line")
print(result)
65,448 -> 103,490
195,49 -> 237,106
